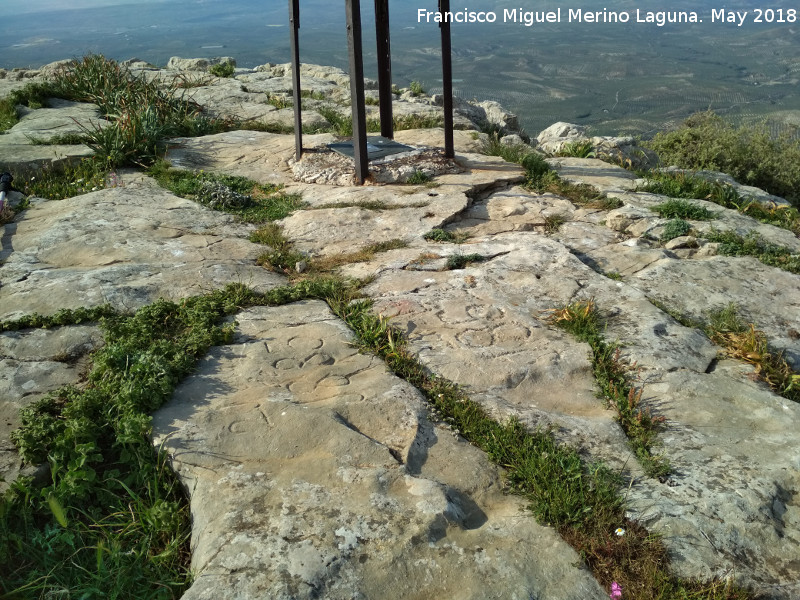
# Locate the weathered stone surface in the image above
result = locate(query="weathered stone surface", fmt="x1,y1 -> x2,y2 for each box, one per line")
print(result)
0,176 -> 283,321
2,98 -> 107,144
633,255 -> 800,368
547,157 -> 639,193
166,56 -> 236,72
0,98 -> 102,170
152,301 -> 606,600
0,325 -> 103,492
626,367 -> 800,595
536,122 -> 657,169
5,56 -> 800,596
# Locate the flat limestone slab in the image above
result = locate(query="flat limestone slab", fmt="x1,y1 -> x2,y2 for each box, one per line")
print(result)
0,176 -> 284,320
633,255 -> 800,368
152,301 -> 607,600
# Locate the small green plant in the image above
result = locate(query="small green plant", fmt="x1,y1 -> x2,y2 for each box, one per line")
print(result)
445,253 -> 486,270
316,106 -> 381,136
660,219 -> 692,242
706,304 -> 800,402
26,132 -> 88,146
527,169 -> 623,210
642,171 -> 800,235
423,228 -> 470,243
299,89 -> 326,101
543,213 -> 567,233
0,81 -> 57,132
557,140 -> 595,158
364,95 -> 379,106
311,239 -> 409,273
638,170 -> 722,200
406,170 -> 431,185
605,271 -> 623,281
651,198 -> 715,220
266,93 -> 292,109
409,81 -> 425,96
704,229 -> 800,274
147,161 -> 302,223
393,113 -> 443,131
250,222 -> 306,273
208,62 -> 235,78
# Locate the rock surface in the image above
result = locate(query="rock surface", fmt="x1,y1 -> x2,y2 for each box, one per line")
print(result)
0,174 -> 283,321
2,58 -> 800,599
152,301 -> 606,600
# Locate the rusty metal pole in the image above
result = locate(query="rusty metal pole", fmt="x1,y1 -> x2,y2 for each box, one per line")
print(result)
289,0 -> 302,159
346,0 -> 369,184
374,0 -> 393,139
439,0 -> 455,158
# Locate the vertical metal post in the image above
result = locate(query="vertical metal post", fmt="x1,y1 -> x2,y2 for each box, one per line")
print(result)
374,0 -> 393,139
288,0 -> 302,159
345,0 -> 369,184
439,0 -> 455,158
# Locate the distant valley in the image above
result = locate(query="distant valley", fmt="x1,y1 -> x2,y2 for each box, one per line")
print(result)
2,0 -> 798,137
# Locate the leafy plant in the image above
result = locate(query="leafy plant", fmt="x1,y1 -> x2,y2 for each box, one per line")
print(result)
13,158 -> 109,200
557,140 -> 595,158
544,213 -> 567,233
641,171 -> 800,234
445,253 -> 486,270
406,170 -> 431,185
660,219 -> 692,242
266,93 -> 292,109
409,81 -> 425,96
315,106 -> 381,137
299,89 -> 326,101
651,198 -> 715,220
393,113 -> 443,130
704,230 -> 800,274
0,81 -> 58,132
147,161 -> 302,223
423,228 -> 469,243
706,304 -> 800,402
208,62 -> 235,78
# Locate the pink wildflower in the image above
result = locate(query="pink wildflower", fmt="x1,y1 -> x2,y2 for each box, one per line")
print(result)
610,581 -> 623,599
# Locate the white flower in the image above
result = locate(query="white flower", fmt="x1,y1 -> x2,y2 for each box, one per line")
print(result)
615,527 -> 625,537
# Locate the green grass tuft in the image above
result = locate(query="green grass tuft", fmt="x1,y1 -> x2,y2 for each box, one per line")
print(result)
147,161 -> 302,223
557,140 -> 595,158
423,228 -> 470,244
406,170 -> 431,185
208,62 -> 235,78
445,253 -> 486,270
651,198 -> 716,220
704,230 -> 800,274
660,219 -> 692,242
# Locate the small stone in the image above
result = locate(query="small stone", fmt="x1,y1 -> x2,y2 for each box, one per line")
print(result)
663,235 -> 698,250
